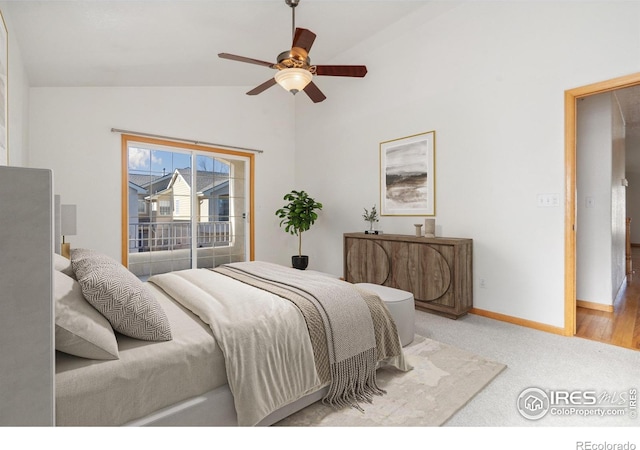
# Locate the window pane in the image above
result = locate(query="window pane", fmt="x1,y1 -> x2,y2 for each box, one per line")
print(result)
128,144 -> 192,278
127,140 -> 249,277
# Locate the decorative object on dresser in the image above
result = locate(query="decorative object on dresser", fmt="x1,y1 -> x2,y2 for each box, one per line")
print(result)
362,204 -> 379,233
380,130 -> 435,216
275,189 -> 323,270
343,232 -> 472,319
424,218 -> 436,238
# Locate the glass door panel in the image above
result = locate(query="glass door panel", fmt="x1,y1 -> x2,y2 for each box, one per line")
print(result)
127,145 -> 193,278
125,139 -> 251,278
196,156 -> 248,269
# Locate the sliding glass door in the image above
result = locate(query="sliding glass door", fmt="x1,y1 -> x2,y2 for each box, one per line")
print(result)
122,135 -> 253,278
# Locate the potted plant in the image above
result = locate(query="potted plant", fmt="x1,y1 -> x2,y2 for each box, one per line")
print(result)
362,205 -> 379,232
275,190 -> 323,270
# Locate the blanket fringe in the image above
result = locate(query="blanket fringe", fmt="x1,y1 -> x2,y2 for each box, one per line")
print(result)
322,347 -> 386,411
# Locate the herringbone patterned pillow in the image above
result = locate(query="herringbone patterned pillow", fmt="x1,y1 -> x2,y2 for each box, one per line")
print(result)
54,270 -> 119,360
72,250 -> 172,341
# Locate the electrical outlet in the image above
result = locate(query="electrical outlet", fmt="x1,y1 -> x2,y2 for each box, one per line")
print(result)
585,196 -> 595,208
537,193 -> 560,208
479,279 -> 487,289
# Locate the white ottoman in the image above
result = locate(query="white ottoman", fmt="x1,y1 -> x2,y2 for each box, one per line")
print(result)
356,283 -> 415,347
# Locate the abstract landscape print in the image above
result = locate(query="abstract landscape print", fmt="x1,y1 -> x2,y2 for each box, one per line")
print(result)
380,131 -> 435,216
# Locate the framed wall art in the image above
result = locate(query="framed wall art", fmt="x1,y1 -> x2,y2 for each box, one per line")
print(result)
380,130 -> 435,216
0,9 -> 7,166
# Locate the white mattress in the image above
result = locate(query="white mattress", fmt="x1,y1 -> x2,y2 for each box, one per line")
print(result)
55,283 -> 227,426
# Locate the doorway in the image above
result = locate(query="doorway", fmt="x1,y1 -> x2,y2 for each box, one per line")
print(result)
565,72 -> 640,350
121,134 -> 255,278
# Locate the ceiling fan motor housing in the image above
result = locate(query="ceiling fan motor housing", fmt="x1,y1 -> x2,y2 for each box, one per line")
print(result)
276,50 -> 312,71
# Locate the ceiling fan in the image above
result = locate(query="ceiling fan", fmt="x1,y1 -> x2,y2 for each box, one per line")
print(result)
218,0 -> 367,103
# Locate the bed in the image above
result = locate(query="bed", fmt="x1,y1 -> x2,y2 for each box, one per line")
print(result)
0,166 -> 408,426
52,249 -> 410,426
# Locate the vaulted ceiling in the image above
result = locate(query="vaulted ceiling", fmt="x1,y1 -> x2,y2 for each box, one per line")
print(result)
1,0 -> 426,87
3,0 -> 639,170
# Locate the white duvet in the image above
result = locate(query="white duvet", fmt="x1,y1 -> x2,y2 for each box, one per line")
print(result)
149,268 -> 323,426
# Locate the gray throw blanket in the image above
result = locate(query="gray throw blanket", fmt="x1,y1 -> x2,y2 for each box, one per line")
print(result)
213,261 -> 401,409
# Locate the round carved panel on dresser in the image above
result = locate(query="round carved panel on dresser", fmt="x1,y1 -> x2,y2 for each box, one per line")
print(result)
408,245 -> 452,303
346,239 -> 390,285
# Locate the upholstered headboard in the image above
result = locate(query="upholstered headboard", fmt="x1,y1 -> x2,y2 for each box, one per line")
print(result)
0,166 -> 55,425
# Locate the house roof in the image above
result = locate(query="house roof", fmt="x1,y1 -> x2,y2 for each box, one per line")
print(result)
128,172 -> 175,195
174,168 -> 229,193
128,181 -> 147,194
144,168 -> 229,200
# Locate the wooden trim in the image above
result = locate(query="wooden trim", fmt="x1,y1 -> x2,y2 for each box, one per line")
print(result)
121,134 -> 129,266
564,88 -> 577,336
470,308 -> 566,336
576,300 -> 614,313
248,152 -> 255,261
120,134 -> 255,267
631,243 -> 640,248
564,72 -> 640,337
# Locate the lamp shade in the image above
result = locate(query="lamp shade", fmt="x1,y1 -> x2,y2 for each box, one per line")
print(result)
274,68 -> 312,94
61,204 -> 77,236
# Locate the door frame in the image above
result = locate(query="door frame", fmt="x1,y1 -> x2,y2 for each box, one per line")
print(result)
564,72 -> 640,336
120,134 -> 255,268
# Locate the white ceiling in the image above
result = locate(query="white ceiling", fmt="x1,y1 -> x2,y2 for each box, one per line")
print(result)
3,0 -> 640,170
1,0 -> 427,88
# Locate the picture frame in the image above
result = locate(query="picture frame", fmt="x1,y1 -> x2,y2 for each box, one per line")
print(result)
380,130 -> 435,216
0,9 -> 7,166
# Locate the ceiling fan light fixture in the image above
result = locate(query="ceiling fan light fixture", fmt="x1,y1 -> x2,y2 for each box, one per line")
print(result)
274,67 -> 312,94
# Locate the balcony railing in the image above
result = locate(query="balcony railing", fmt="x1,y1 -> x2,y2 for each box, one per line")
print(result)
128,221 -> 231,252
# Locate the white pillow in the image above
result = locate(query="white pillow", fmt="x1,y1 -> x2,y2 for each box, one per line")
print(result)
54,270 -> 119,360
72,250 -> 172,342
53,252 -> 75,279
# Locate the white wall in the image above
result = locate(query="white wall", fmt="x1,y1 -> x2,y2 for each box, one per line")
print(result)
626,171 -> 640,243
576,94 -> 615,306
28,87 -> 298,265
611,94 -> 626,301
1,6 -> 30,166
294,1 -> 640,328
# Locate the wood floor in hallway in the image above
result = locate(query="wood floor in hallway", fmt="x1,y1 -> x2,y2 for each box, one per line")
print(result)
576,249 -> 640,351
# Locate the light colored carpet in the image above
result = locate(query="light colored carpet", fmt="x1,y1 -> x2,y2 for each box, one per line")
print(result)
275,334 -> 506,426
414,310 -> 640,427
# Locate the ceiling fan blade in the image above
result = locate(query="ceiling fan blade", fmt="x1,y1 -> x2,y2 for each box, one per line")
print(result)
303,81 -> 326,103
315,65 -> 368,77
292,28 -> 316,54
247,78 -> 278,96
218,53 -> 276,68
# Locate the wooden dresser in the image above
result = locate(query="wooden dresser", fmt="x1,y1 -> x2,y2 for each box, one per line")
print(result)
343,232 -> 473,319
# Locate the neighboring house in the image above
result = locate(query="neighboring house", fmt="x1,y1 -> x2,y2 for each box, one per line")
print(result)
129,168 -> 230,252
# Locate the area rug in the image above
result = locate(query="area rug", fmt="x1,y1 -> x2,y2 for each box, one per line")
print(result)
275,335 -> 506,426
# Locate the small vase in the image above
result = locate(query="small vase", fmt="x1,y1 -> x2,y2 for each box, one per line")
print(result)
414,224 -> 423,237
